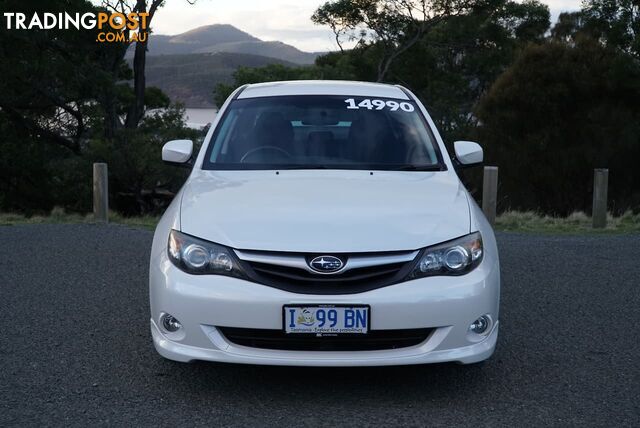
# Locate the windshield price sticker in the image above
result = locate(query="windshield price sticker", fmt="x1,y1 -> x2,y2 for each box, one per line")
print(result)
344,98 -> 415,112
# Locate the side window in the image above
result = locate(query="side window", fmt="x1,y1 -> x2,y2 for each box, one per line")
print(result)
210,110 -> 238,161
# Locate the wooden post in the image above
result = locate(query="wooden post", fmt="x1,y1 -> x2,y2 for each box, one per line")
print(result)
93,163 -> 109,223
592,168 -> 608,229
482,166 -> 498,226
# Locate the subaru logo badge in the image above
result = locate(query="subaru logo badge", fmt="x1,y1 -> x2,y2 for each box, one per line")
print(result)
309,255 -> 344,273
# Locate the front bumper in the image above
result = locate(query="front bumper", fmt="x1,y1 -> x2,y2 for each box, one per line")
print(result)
149,251 -> 500,366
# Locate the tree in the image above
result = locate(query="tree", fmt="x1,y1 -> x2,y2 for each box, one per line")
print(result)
551,1 -> 639,57
96,0 -> 200,213
373,0 -> 550,141
550,11 -> 587,43
475,40 -> 640,214
496,0 -> 550,42
214,62 -> 357,106
0,0 -> 198,214
101,0 -> 197,133
308,0 -> 550,142
312,0 -> 476,82
0,0 -> 109,154
582,0 -> 640,58
89,105 -> 200,214
101,0 -> 169,131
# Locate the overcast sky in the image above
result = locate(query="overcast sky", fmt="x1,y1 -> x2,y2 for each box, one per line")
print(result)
151,0 -> 582,52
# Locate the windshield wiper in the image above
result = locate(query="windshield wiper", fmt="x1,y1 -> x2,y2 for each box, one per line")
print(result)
392,164 -> 443,171
276,164 -> 331,170
272,164 -> 444,171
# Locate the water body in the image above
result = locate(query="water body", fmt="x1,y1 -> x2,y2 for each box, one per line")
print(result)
185,108 -> 217,129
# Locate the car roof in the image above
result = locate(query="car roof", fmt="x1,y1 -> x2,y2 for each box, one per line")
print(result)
237,80 -> 410,100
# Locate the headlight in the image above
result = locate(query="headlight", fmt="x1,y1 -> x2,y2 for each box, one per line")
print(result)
168,230 -> 246,277
407,232 -> 483,279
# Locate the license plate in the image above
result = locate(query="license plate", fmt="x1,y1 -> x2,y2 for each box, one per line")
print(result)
283,305 -> 369,334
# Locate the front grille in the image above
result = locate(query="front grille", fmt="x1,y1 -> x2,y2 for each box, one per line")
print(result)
235,250 -> 421,294
251,261 -> 403,285
218,327 -> 433,351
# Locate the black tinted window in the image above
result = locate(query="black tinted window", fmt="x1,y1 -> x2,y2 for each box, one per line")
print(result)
203,95 -> 443,170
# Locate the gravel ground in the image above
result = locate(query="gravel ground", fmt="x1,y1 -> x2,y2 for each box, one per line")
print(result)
1,224 -> 638,427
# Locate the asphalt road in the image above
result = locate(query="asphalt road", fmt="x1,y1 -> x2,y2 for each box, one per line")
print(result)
1,224 -> 638,427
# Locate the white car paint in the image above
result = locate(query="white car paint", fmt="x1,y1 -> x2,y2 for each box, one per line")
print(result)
161,139 -> 193,164
180,170 -> 470,253
237,80 -> 411,100
454,141 -> 484,166
149,80 -> 500,366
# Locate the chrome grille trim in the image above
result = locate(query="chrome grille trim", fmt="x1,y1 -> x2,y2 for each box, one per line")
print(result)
234,249 -> 419,275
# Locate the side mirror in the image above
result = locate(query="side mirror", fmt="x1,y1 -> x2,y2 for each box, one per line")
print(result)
162,139 -> 193,166
453,141 -> 483,167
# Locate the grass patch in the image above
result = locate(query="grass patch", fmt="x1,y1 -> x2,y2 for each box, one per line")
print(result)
495,210 -> 640,234
0,207 -> 159,230
108,212 -> 159,230
1,208 -> 639,234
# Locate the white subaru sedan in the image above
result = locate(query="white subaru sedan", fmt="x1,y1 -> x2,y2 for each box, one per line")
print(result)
150,80 -> 500,366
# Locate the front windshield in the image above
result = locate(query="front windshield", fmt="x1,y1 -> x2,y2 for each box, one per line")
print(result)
202,95 -> 444,170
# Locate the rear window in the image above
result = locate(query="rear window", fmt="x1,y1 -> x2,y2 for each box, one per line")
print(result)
202,95 -> 444,170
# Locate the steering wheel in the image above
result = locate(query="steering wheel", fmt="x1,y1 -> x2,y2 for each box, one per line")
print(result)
240,146 -> 292,163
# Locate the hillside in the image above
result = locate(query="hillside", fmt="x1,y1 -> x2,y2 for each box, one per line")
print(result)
193,40 -> 318,64
138,24 -> 319,65
143,52 -> 296,108
135,24 -> 322,107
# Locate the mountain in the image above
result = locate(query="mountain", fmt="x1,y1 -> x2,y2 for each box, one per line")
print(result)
135,24 -> 324,108
139,24 -> 319,65
193,40 -> 319,64
167,24 -> 259,46
142,52 -> 296,108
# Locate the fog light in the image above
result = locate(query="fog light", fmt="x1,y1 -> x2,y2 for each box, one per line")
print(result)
469,315 -> 491,335
161,313 -> 182,332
